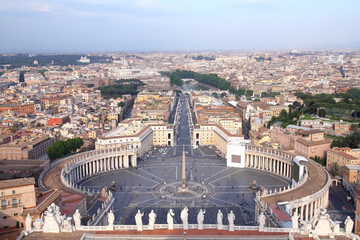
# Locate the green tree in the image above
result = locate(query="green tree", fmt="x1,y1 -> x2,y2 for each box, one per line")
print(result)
246,90 -> 253,97
46,138 -> 84,161
271,92 -> 281,97
294,91 -> 305,98
351,124 -> 358,132
237,88 -> 246,96
318,108 -> 326,117
118,101 -> 125,107
261,92 -> 268,98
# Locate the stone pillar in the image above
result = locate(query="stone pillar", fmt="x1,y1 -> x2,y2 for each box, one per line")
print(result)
81,164 -> 85,178
289,164 -> 292,178
300,205 -> 304,221
272,159 -> 275,173
115,156 -> 118,169
305,204 -> 309,221
132,154 -> 136,167
310,201 -> 314,219
120,155 -> 123,168
286,164 -> 289,178
73,169 -> 76,182
265,157 -> 268,170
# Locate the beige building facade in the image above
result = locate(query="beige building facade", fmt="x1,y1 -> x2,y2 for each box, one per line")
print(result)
0,178 -> 36,229
326,147 -> 360,176
95,120 -> 174,157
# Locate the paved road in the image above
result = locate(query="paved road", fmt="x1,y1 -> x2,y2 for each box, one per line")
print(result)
327,185 -> 355,225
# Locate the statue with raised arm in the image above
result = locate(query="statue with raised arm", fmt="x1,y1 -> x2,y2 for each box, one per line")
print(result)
181,206 -> 189,230
345,216 -> 354,234
197,209 -> 205,230
135,210 -> 144,231
148,210 -> 157,230
167,209 -> 175,230
217,210 -> 223,230
228,210 -> 235,231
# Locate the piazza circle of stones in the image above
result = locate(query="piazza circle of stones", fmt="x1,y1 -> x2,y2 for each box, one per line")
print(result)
155,180 -> 215,203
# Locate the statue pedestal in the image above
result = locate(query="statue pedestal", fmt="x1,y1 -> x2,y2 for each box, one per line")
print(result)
43,213 -> 61,233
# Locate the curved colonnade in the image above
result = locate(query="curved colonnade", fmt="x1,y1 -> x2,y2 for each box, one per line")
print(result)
245,145 -> 330,223
60,146 -> 137,194
57,144 -> 330,224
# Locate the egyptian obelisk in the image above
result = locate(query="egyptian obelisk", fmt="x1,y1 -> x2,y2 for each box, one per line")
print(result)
182,146 -> 186,189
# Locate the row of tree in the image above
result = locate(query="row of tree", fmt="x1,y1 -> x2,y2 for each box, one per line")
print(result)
46,138 -> 84,161
294,89 -> 360,118
162,70 -> 231,90
98,80 -> 145,98
331,131 -> 360,148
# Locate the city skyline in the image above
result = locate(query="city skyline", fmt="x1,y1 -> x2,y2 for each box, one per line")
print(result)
0,0 -> 360,53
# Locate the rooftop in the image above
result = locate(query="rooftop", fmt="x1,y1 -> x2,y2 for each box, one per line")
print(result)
263,161 -> 328,205
0,177 -> 35,189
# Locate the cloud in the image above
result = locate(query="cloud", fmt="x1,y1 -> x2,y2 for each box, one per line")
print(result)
36,4 -> 51,12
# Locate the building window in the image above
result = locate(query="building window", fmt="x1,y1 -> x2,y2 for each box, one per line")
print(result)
1,199 -> 6,206
12,197 -> 17,205
3,216 -> 7,219
12,190 -> 15,195
1,192 -> 4,196
14,213 -> 18,216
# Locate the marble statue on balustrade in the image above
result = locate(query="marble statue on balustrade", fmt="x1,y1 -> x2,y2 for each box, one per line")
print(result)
61,215 -> 74,232
148,210 -> 157,230
26,213 -> 33,231
73,209 -> 82,229
108,210 -> 115,229
228,210 -> 235,232
167,209 -> 175,230
197,209 -> 205,230
345,216 -> 354,234
217,210 -> 223,230
291,212 -> 299,229
314,208 -> 333,236
258,212 -> 266,229
43,203 -> 62,233
33,213 -> 44,231
181,206 -> 189,230
135,210 -> 144,231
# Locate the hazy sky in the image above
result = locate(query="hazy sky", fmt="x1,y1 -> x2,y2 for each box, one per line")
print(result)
0,0 -> 359,53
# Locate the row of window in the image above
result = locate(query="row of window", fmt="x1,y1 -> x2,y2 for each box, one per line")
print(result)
1,190 -> 16,196
1,197 -> 20,206
2,213 -> 18,219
